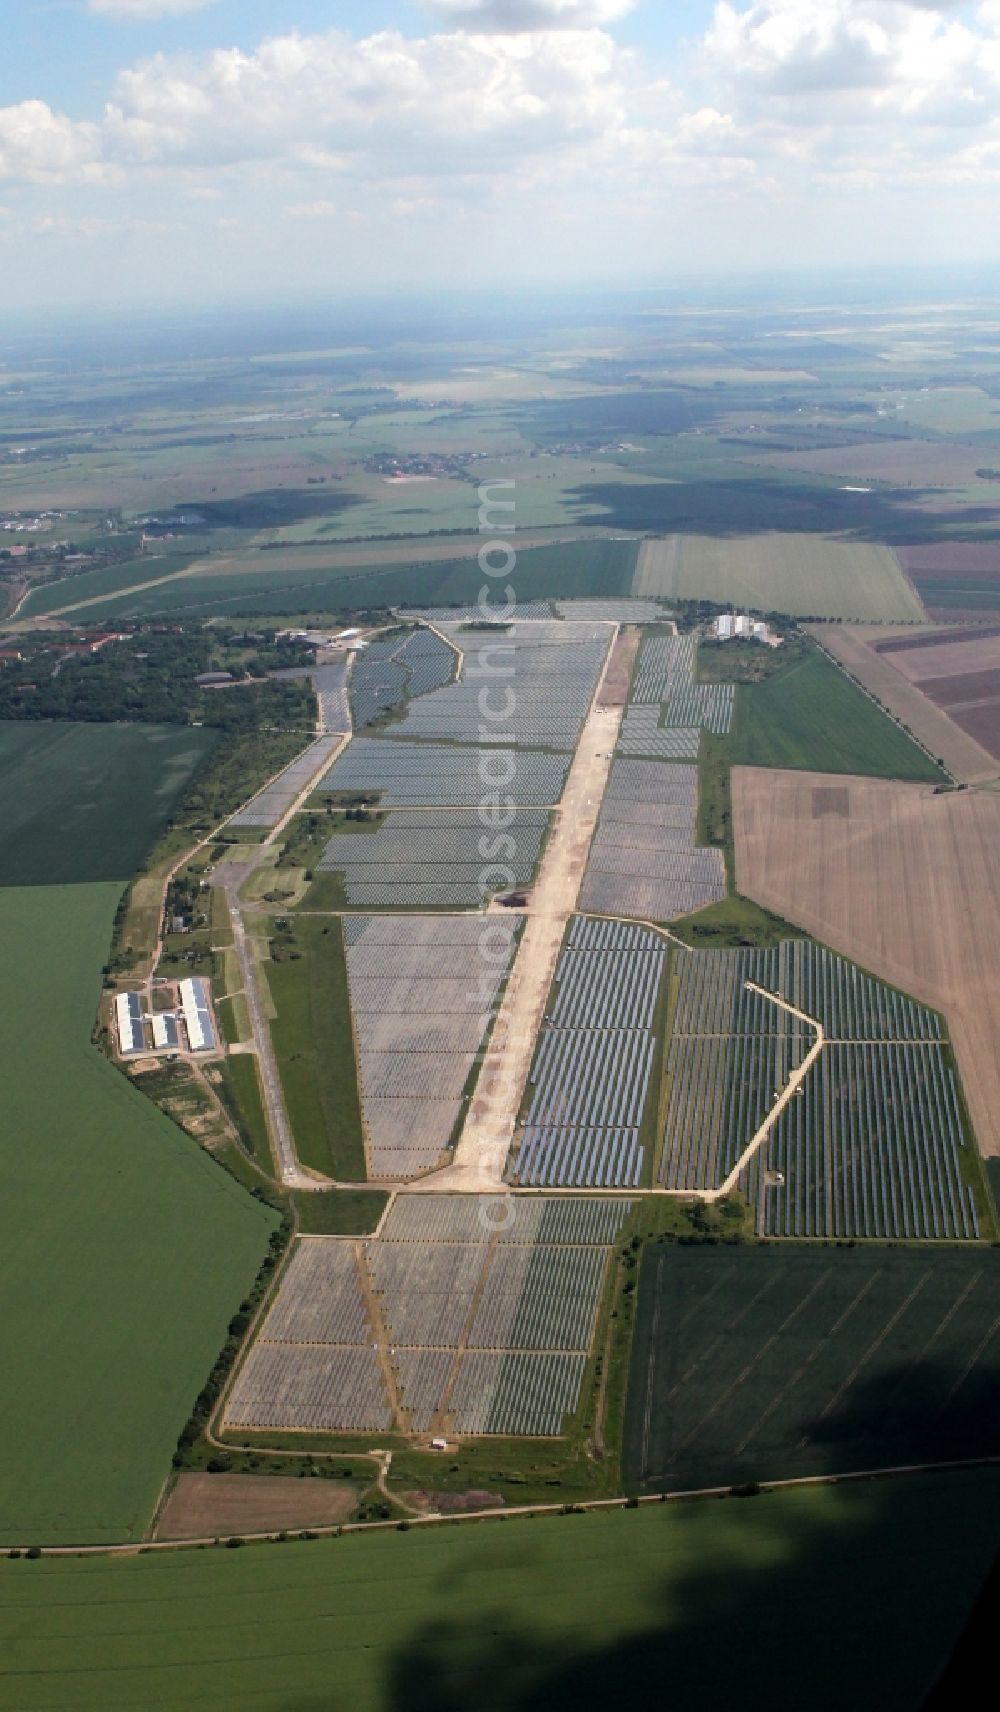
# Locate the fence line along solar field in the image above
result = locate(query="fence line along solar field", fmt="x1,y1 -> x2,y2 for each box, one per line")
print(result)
225,1195 -> 632,1438
344,915 -> 519,1178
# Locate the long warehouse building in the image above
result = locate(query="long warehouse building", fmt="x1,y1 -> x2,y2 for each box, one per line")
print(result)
179,978 -> 215,1053
115,992 -> 144,1056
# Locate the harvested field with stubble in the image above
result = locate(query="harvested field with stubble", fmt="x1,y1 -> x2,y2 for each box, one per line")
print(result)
810,625 -> 999,783
732,766 -> 1000,1158
633,532 -> 924,622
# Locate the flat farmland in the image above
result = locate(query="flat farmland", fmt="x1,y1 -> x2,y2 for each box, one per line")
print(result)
732,766 -> 1000,1156
873,628 -> 1000,760
810,625 -> 999,783
898,541 -> 1000,619
44,533 -> 635,624
0,884 -> 277,1545
153,1473 -> 361,1541
729,647 -> 942,780
3,1473 -> 999,1712
745,436 -> 1000,489
0,721 -> 217,886
633,531 -> 925,622
623,1246 -> 1000,1495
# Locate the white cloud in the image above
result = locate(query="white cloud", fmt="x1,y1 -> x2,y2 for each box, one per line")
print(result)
0,100 -> 101,183
88,0 -> 215,19
99,27 -> 631,174
422,1 -> 635,27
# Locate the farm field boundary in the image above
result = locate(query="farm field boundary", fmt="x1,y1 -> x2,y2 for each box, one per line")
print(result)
809,625 -> 1000,784
623,1245 -> 1000,1496
1,1471 -> 997,1710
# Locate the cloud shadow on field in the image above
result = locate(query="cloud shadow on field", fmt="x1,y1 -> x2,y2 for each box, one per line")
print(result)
569,476 -> 1000,543
279,1458 -> 1000,1712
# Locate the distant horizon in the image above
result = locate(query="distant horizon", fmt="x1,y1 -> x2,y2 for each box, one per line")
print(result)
3,3 -> 1000,310
7,259 -> 1000,344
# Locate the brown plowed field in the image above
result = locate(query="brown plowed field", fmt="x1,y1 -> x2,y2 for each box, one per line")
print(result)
732,766 -> 1000,1158
897,544 -> 1000,580
153,1473 -> 360,1540
810,624 -> 1000,783
870,630 -> 1000,759
877,632 -> 1000,684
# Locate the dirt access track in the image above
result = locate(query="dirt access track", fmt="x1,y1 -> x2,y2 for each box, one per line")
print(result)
732,765 -> 1000,1158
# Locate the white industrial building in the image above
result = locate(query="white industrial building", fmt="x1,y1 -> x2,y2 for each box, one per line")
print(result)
179,977 -> 215,1053
115,992 -> 144,1055
713,614 -> 781,647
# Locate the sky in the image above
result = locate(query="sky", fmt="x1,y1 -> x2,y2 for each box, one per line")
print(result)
1,1 -> 999,309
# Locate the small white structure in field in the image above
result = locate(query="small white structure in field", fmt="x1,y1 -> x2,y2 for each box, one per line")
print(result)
431,1437 -> 448,1451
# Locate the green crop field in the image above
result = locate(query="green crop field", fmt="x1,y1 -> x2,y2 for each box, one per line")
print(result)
18,551 -> 198,618
623,1246 -> 1000,1498
0,1469 -> 996,1710
729,648 -> 942,780
264,915 -> 366,1180
0,722 -> 217,886
49,536 -> 637,624
635,531 -> 925,622
0,884 -> 277,1545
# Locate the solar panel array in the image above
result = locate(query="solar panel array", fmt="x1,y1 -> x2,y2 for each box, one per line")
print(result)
227,735 -> 344,830
659,941 -> 977,1240
578,759 -> 726,920
350,628 -> 456,729
318,738 -> 569,806
409,602 -> 555,622
312,659 -> 351,733
382,622 -> 610,750
622,632 -> 734,756
554,599 -> 670,623
345,915 -> 519,1178
317,808 -> 548,908
226,1196 -> 631,1437
616,707 -> 701,759
512,917 -> 666,1189
225,1242 -> 393,1433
